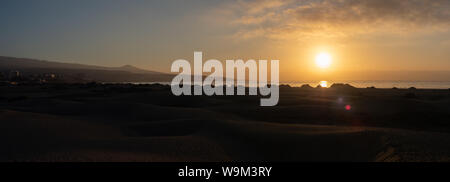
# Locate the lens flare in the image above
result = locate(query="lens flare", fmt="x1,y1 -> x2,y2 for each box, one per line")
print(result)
345,105 -> 351,111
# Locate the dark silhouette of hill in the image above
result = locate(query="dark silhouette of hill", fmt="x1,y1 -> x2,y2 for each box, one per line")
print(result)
0,56 -> 174,82
329,83 -> 356,89
117,65 -> 159,74
300,84 -> 313,89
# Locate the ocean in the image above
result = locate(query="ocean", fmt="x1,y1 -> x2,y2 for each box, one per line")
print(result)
284,81 -> 450,89
120,81 -> 450,89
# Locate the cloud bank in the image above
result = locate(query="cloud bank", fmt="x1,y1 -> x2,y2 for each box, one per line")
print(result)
217,0 -> 450,40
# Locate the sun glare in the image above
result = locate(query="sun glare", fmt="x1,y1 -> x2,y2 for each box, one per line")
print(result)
315,52 -> 332,69
319,81 -> 328,88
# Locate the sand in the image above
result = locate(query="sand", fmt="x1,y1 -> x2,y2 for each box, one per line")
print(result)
0,83 -> 449,161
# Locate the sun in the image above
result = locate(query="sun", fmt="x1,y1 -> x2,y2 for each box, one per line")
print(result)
315,52 -> 332,69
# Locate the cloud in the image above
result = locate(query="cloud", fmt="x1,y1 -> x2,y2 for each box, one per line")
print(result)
217,0 -> 450,40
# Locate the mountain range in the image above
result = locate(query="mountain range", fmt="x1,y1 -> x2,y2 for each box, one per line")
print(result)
0,56 -> 174,83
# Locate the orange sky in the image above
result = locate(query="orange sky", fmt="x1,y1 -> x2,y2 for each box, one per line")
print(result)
1,0 -> 449,81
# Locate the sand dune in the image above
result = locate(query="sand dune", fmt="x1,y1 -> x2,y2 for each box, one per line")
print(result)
0,84 -> 450,161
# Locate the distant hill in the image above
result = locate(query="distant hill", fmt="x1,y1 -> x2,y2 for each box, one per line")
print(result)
0,56 -> 164,74
116,65 -> 161,74
0,56 -> 174,83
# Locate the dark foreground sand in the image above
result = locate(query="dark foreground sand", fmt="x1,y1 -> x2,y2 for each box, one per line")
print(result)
0,83 -> 449,162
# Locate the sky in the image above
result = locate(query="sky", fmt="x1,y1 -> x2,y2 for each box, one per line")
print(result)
1,0 -> 449,81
